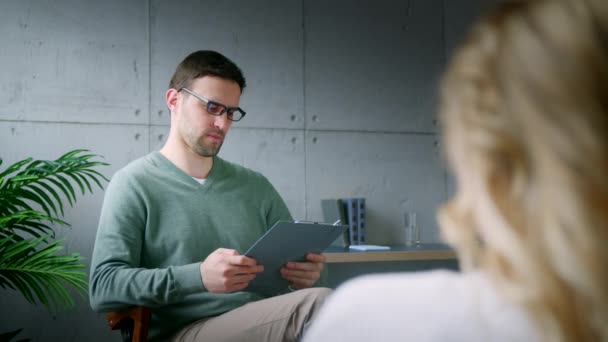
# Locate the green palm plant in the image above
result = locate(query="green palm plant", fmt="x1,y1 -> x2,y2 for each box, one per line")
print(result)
0,149 -> 108,313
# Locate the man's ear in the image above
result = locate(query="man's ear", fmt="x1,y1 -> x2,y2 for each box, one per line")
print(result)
165,88 -> 180,113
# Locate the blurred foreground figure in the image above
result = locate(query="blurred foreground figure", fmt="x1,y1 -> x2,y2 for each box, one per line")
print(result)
303,1 -> 608,341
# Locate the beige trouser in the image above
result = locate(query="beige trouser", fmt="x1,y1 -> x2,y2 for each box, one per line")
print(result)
171,287 -> 332,342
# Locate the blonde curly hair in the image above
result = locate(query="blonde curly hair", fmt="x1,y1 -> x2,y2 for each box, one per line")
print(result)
437,0 -> 608,340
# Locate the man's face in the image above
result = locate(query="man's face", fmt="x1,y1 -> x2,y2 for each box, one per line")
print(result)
175,76 -> 241,157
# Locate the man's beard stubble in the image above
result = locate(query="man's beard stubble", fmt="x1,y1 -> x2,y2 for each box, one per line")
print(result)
192,130 -> 225,157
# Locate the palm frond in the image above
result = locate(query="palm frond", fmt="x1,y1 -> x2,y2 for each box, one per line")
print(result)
0,158 -> 32,187
0,210 -> 66,239
0,150 -> 109,313
0,150 -> 109,220
0,235 -> 88,312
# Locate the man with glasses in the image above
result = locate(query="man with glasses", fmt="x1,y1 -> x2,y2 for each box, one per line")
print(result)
89,50 -> 331,342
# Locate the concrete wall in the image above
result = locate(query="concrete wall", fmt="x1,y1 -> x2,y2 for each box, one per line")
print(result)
0,0 -> 494,340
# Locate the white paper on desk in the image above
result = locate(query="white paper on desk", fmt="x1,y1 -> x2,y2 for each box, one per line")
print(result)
348,245 -> 391,251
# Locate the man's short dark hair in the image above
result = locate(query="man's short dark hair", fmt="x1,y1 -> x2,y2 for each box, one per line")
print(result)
169,50 -> 246,93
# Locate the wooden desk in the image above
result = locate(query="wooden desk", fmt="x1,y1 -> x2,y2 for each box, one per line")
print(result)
323,243 -> 457,263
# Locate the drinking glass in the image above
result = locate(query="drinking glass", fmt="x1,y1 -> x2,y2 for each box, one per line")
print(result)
404,212 -> 420,246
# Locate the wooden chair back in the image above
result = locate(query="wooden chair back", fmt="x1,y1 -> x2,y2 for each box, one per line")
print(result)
105,306 -> 151,342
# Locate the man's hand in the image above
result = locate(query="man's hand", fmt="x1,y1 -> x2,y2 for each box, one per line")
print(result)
280,253 -> 325,289
200,248 -> 263,293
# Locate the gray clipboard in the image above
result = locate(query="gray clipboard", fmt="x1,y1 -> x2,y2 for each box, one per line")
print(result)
243,220 -> 347,296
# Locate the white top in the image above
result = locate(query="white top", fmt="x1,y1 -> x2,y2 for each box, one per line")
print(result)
304,270 -> 538,342
192,177 -> 206,184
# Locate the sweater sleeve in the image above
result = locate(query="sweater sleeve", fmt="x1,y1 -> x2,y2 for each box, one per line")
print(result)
88,170 -> 203,312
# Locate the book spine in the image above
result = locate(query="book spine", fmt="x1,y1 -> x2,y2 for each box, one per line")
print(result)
342,199 -> 358,245
357,198 -> 366,244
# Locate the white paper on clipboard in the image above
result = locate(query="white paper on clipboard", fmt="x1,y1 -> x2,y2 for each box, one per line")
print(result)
243,220 -> 347,296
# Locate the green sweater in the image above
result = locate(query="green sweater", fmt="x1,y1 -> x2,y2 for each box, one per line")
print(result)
89,152 -> 292,341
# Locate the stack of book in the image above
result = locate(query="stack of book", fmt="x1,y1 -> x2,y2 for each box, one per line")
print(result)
321,198 -> 366,247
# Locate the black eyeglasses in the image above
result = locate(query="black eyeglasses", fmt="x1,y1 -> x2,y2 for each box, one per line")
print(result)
179,88 -> 246,122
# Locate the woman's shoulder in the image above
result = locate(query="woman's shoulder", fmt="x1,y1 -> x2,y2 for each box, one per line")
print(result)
304,270 -> 537,342
338,269 -> 466,293
330,270 -> 470,311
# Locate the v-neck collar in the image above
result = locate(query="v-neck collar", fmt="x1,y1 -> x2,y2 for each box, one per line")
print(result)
151,151 -> 222,190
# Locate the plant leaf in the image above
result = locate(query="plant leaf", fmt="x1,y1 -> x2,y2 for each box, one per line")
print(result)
35,180 -> 64,216
0,150 -> 108,313
0,236 -> 88,312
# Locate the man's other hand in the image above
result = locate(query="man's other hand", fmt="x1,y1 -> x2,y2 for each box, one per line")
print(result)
280,253 -> 325,289
200,248 -> 263,293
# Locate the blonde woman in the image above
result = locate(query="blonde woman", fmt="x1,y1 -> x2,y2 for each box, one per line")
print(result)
303,0 -> 608,341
